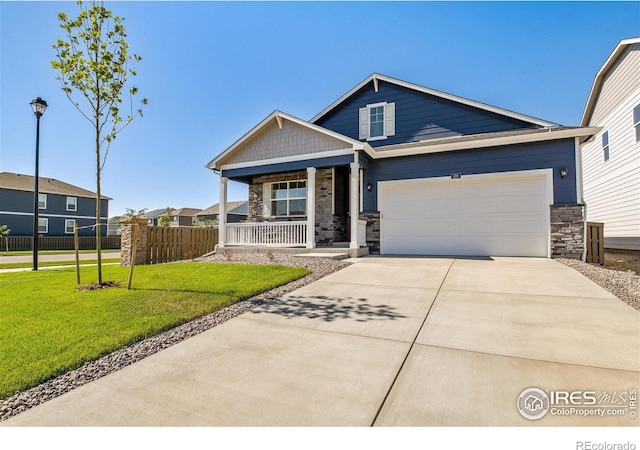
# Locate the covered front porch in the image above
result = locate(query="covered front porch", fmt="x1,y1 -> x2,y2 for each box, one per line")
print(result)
206,111 -> 374,255
217,163 -> 368,254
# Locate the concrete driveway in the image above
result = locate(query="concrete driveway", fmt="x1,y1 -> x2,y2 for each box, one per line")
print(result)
3,257 -> 639,426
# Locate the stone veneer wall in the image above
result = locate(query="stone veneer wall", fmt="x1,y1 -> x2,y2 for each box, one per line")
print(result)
359,212 -> 381,254
120,217 -> 148,266
247,168 -> 349,246
550,204 -> 584,259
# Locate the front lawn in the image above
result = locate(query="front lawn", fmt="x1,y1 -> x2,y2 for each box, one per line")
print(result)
0,262 -> 310,399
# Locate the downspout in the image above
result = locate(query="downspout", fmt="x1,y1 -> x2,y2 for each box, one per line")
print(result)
575,137 -> 587,262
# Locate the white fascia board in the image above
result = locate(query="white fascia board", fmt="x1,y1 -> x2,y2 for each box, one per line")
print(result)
311,73 -> 558,128
219,148 -> 356,171
207,111 -> 363,171
580,37 -> 640,126
367,127 -> 601,159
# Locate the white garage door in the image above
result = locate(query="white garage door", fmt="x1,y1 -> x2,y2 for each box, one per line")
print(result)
379,171 -> 551,257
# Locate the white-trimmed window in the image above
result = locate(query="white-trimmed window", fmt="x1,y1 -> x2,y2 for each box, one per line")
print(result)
66,196 -> 77,211
265,180 -> 307,217
38,218 -> 48,234
38,193 -> 47,209
633,104 -> 640,142
602,131 -> 610,162
359,102 -> 395,141
65,219 -> 75,234
192,216 -> 198,225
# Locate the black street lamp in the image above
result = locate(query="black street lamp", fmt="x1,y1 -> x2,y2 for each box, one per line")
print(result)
30,97 -> 47,271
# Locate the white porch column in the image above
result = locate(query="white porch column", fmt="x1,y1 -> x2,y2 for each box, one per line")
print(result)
349,161 -> 359,249
218,176 -> 228,247
306,167 -> 316,249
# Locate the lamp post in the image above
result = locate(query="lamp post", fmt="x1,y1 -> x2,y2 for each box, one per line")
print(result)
30,97 -> 47,271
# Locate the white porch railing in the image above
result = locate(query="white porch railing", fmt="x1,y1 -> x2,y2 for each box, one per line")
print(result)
226,221 -> 307,247
357,219 -> 367,247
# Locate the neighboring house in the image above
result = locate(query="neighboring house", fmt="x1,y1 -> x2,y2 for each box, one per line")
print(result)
195,201 -> 248,224
207,73 -> 598,257
141,208 -> 171,226
580,37 -> 640,252
169,207 -> 201,227
0,172 -> 110,236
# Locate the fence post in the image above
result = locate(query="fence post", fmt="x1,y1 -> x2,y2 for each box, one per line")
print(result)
586,222 -> 605,265
120,218 -> 148,266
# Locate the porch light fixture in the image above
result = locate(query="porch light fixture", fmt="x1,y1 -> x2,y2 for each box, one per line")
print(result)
30,97 -> 47,271
560,167 -> 568,179
367,183 -> 373,192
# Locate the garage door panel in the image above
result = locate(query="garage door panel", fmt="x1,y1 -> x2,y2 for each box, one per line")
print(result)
380,173 -> 550,257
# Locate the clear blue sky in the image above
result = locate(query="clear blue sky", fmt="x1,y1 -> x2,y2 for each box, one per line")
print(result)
1,1 -> 639,217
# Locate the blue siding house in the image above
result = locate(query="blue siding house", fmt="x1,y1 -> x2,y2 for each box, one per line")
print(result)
0,172 -> 110,237
207,74 -> 599,258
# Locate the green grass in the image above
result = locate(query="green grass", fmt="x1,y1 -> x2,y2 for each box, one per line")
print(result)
0,258 -> 121,269
0,262 -> 310,399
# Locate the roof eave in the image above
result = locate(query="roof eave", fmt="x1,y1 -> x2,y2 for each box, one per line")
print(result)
368,127 -> 600,159
310,73 -> 558,128
580,37 -> 640,126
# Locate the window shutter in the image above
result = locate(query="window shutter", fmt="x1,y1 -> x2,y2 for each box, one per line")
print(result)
385,102 -> 395,137
262,183 -> 271,218
359,107 -> 368,140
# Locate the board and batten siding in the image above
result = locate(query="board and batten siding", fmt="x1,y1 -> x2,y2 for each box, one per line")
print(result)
582,87 -> 640,250
591,43 -> 640,126
314,80 -> 538,148
362,138 -> 578,211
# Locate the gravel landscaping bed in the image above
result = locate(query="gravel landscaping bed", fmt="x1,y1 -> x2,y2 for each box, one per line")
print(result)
0,254 -> 349,422
557,258 -> 640,311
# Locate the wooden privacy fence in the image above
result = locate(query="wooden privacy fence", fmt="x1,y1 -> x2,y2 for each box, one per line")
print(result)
146,226 -> 218,264
3,235 -> 120,251
585,222 -> 605,265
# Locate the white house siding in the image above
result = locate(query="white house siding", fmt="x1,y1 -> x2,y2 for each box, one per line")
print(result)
219,120 -> 350,166
591,43 -> 640,125
582,87 -> 640,250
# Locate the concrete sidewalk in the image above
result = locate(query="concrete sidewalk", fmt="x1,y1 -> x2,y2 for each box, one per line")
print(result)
0,252 -> 119,264
2,257 -> 639,426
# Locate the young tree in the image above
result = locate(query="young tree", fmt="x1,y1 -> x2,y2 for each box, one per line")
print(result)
0,225 -> 10,254
52,1 -> 147,284
158,207 -> 172,228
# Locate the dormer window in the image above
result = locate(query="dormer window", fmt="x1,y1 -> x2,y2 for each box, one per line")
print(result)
359,102 -> 395,141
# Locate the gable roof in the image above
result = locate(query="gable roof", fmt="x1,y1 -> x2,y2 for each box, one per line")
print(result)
206,110 -> 368,171
170,207 -> 201,217
0,172 -> 111,200
310,73 -> 558,128
196,201 -> 247,216
580,37 -> 640,126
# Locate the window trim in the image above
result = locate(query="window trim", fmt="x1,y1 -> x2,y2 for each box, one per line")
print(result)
65,219 -> 75,234
366,102 -> 388,142
633,104 -> 640,143
359,101 -> 395,142
38,193 -> 47,209
265,179 -> 307,218
66,196 -> 78,212
38,217 -> 48,234
602,131 -> 610,162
